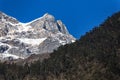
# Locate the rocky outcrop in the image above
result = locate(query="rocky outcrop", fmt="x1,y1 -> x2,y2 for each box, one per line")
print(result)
0,11 -> 19,24
0,12 -> 76,60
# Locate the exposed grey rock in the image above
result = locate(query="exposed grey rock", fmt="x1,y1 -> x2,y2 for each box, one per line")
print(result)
38,37 -> 61,53
0,11 -> 19,24
0,11 -> 76,60
0,45 -> 9,53
57,20 -> 69,34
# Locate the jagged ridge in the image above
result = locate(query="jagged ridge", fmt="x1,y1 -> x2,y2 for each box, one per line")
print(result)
0,12 -> 75,61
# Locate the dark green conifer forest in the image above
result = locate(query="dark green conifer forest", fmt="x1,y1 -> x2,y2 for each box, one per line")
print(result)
0,12 -> 120,80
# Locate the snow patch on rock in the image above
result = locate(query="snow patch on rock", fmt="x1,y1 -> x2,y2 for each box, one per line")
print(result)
18,38 -> 47,46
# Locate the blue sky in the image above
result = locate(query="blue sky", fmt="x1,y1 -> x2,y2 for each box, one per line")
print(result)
0,0 -> 120,38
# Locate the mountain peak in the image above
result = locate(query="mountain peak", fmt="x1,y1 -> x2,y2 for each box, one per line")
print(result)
43,13 -> 52,16
0,11 -> 76,60
42,13 -> 55,21
27,13 -> 69,34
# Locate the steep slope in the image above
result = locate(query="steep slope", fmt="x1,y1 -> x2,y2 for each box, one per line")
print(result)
24,12 -> 120,80
0,12 -> 75,60
1,12 -> 120,80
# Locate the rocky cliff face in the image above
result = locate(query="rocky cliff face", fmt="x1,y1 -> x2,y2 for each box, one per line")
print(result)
0,12 -> 76,61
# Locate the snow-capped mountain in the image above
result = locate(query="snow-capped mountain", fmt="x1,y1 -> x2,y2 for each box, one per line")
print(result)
0,11 -> 75,61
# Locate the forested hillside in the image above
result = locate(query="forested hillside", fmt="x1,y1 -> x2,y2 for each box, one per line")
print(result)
0,12 -> 120,80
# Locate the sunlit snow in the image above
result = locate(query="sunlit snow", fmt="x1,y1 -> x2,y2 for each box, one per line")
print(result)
18,38 -> 47,46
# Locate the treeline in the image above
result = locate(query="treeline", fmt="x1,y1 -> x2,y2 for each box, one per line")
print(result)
0,12 -> 120,80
